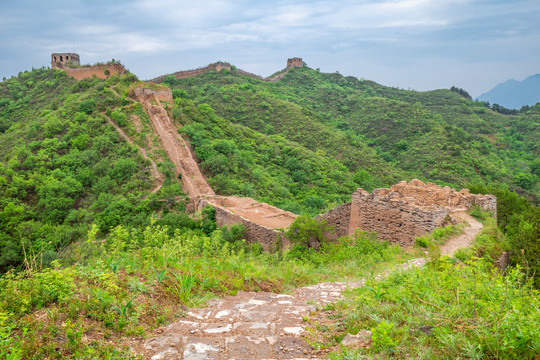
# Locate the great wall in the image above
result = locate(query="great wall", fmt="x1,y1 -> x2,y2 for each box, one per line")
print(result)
131,84 -> 496,250
50,53 -> 501,360
52,53 -> 497,250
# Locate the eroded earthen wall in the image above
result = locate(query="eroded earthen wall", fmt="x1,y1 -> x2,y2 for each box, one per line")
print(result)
197,198 -> 285,250
60,63 -> 126,81
315,202 -> 351,240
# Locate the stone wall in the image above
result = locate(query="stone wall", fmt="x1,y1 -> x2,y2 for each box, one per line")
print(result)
149,62 -> 233,83
287,58 -> 303,68
134,87 -> 173,102
339,180 -> 497,246
197,197 -> 286,250
315,202 -> 351,240
58,63 -> 126,81
148,60 -> 299,84
51,53 -> 80,67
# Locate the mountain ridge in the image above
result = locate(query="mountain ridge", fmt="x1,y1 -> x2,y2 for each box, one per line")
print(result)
477,73 -> 540,109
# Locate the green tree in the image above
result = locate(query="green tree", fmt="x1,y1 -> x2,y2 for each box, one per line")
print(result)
285,216 -> 333,249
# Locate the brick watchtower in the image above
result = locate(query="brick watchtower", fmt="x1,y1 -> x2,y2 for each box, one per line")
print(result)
287,57 -> 303,68
51,53 -> 80,68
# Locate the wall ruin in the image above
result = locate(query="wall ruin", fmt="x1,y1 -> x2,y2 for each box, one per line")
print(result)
335,179 -> 497,246
197,196 -> 294,250
287,57 -> 303,68
51,53 -> 80,68
60,63 -> 127,81
148,58 -> 302,84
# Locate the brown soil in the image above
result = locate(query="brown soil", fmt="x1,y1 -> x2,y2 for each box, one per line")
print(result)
135,90 -> 215,198
440,212 -> 483,256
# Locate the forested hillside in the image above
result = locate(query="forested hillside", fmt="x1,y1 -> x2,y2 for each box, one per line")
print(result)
164,65 -> 539,206
0,65 -> 538,359
0,68 -> 189,272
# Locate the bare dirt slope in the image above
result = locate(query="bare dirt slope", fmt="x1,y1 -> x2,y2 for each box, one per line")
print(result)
135,89 -> 215,198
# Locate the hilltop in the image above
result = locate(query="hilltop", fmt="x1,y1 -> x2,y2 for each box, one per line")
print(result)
477,73 -> 540,109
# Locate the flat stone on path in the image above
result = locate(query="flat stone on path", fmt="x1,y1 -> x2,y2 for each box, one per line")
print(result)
141,217 -> 482,359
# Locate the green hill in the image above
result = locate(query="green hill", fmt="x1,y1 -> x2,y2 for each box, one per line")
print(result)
0,64 -> 538,359
164,65 -> 539,203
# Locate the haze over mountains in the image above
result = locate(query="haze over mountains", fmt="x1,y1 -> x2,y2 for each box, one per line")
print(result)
477,74 -> 540,109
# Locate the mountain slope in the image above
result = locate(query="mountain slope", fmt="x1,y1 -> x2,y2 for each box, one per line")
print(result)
164,65 -> 539,203
477,74 -> 540,109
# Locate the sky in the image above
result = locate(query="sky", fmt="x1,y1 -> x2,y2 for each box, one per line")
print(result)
1,0 -> 539,97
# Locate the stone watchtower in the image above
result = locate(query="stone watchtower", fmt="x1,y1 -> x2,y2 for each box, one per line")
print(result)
51,53 -> 80,68
287,57 -> 303,68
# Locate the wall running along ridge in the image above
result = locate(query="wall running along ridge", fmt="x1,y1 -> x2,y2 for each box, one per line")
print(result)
134,87 -> 215,199
132,94 -> 496,249
57,56 -> 497,250
53,63 -> 127,81
148,59 -> 302,84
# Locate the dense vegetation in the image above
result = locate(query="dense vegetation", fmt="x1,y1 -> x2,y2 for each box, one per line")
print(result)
0,65 -> 538,359
0,68 -> 188,272
165,66 -> 539,204
310,212 -> 539,359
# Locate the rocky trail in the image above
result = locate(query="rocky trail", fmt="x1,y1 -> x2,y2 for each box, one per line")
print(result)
140,214 -> 483,360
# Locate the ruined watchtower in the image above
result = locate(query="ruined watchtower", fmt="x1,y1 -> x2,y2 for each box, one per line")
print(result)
51,53 -> 80,68
287,57 -> 303,68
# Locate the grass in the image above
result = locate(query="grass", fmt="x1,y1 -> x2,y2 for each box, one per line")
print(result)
0,222 -> 413,359
307,212 -> 539,360
415,223 -> 465,248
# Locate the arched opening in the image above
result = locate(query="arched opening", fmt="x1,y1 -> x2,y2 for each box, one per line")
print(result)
66,56 -> 69,60
60,56 -> 63,61
53,56 -> 57,62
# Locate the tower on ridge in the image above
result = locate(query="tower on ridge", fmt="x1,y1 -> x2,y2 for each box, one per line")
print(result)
51,53 -> 80,68
287,57 -> 303,68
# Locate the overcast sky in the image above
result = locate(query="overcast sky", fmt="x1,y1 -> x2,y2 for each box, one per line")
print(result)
1,0 -> 539,96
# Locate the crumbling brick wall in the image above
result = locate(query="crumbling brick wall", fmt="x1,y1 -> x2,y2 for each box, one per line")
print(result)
287,58 -> 303,68
59,63 -> 126,81
197,197 -> 287,250
340,180 -> 496,246
315,202 -> 351,240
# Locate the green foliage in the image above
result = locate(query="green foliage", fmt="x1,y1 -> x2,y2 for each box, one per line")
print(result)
371,320 -> 396,352
79,99 -> 96,114
339,258 -> 539,359
415,224 -> 464,248
285,216 -> 333,250
167,66 -> 539,203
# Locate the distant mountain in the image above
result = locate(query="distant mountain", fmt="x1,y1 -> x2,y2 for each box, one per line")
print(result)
477,74 -> 540,109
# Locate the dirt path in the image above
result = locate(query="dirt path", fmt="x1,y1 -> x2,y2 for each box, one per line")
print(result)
105,115 -> 164,193
440,212 -> 483,256
135,89 -> 215,199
